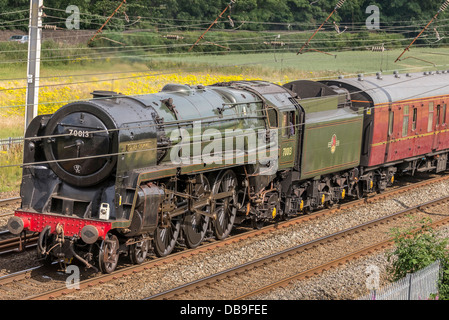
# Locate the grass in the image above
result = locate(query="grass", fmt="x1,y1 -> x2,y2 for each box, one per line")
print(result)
0,115 -> 24,138
0,144 -> 23,192
0,116 -> 24,192
148,47 -> 449,80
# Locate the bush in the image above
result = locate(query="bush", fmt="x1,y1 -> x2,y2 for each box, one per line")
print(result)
387,216 -> 449,299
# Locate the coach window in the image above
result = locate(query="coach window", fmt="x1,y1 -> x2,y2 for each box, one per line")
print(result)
402,105 -> 409,137
441,104 -> 447,125
436,105 -> 441,127
412,107 -> 417,131
388,111 -> 394,136
428,102 -> 434,132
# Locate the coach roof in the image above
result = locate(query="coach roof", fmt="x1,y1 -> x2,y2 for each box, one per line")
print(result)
327,70 -> 449,105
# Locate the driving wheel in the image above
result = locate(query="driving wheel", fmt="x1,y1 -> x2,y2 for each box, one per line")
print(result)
212,169 -> 238,240
154,181 -> 182,257
183,174 -> 210,249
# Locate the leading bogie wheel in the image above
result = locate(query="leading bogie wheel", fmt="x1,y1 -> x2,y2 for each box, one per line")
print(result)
98,234 -> 120,274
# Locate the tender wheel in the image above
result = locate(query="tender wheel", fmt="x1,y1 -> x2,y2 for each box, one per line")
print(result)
154,181 -> 182,257
129,239 -> 149,265
98,234 -> 119,274
212,169 -> 238,240
183,174 -> 210,249
353,181 -> 363,199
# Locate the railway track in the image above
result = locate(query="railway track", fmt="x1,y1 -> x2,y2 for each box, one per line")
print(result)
0,212 -> 14,218
0,197 -> 20,209
0,197 -> 20,207
0,196 -> 34,254
0,231 -> 39,255
0,266 -> 42,287
0,197 -> 20,219
17,174 -> 449,300
145,196 -> 449,300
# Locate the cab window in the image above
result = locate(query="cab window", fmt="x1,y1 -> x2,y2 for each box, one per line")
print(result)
283,111 -> 295,136
267,107 -> 278,128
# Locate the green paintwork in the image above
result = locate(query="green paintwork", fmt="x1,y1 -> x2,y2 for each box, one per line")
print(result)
110,81 -> 362,228
279,137 -> 296,169
117,123 -> 157,174
300,107 -> 363,180
300,96 -> 339,113
155,85 -> 270,176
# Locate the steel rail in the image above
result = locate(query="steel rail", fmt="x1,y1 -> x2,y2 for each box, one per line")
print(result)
23,174 -> 449,300
0,212 -> 14,218
0,266 -> 42,287
145,195 -> 449,300
234,214 -> 449,300
0,233 -> 39,255
0,197 -> 20,207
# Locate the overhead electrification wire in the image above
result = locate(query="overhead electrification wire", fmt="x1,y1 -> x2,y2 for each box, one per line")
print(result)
0,3 -> 446,172
0,37 -> 447,93
395,0 -> 449,62
189,2 -> 237,51
2,71 -> 449,171
297,0 -> 347,55
0,28 -> 440,69
0,9 -> 29,16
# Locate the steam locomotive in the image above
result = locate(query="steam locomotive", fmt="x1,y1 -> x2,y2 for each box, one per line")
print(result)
8,70 -> 449,273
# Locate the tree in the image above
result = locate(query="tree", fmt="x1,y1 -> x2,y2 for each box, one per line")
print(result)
0,0 -> 447,33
